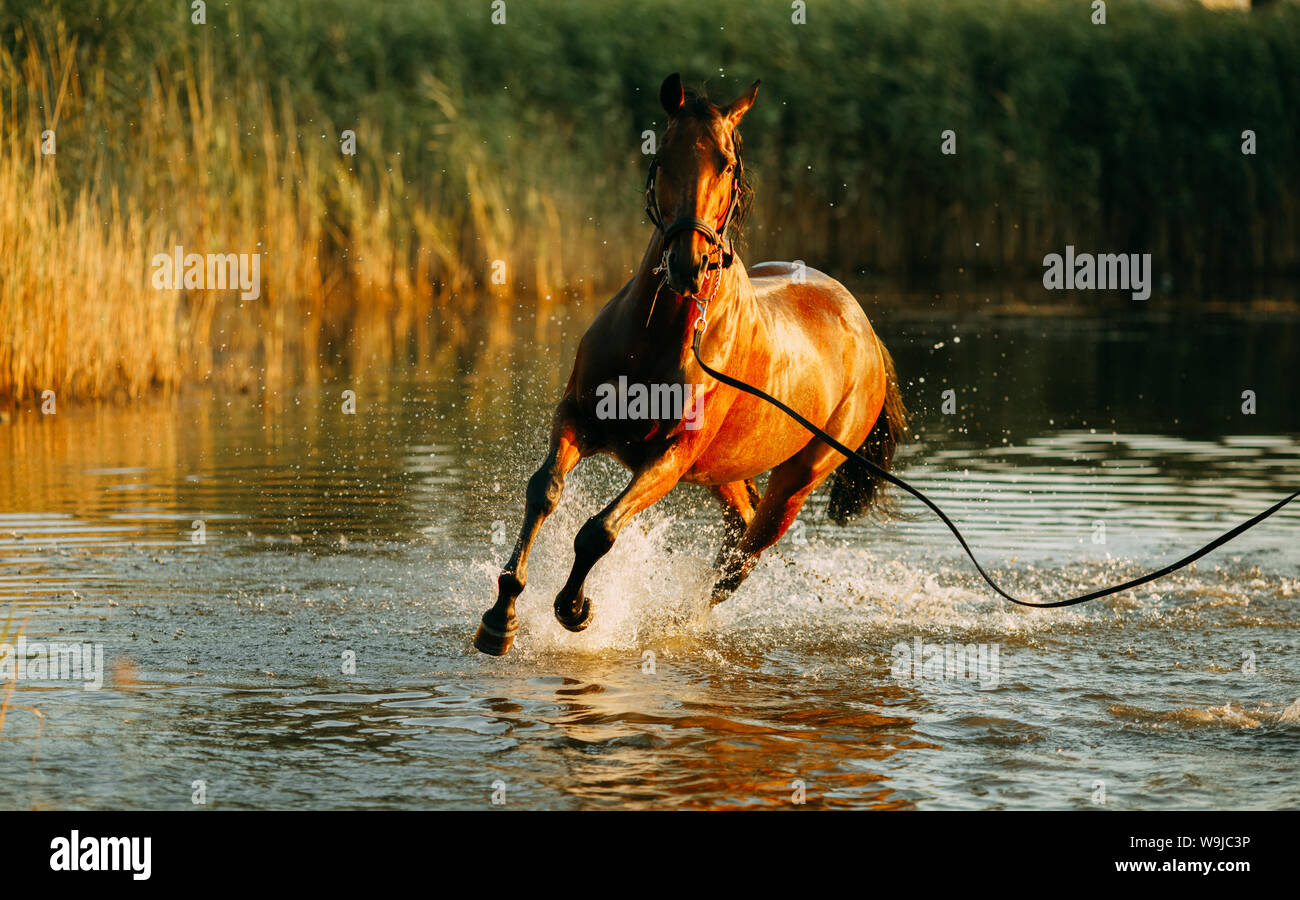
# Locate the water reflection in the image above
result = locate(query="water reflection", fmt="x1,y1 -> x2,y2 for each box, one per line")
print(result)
1,304 -> 1297,810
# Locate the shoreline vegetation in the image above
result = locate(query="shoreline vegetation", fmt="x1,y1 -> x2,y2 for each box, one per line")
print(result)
1,0 -> 1298,404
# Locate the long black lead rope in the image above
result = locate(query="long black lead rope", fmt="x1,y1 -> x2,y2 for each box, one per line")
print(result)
691,325 -> 1299,608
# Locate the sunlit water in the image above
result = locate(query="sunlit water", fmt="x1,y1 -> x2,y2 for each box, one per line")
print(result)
2,304 -> 1298,810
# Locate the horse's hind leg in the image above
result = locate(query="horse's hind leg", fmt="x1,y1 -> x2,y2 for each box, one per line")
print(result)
708,479 -> 760,569
473,408 -> 583,656
711,452 -> 841,606
553,455 -> 690,631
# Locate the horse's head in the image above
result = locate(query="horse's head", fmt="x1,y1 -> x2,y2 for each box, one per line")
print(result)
650,73 -> 758,297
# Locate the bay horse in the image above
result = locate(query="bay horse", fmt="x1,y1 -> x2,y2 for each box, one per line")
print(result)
474,73 -> 906,656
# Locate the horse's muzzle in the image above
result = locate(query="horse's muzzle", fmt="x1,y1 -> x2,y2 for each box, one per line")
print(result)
666,248 -> 707,296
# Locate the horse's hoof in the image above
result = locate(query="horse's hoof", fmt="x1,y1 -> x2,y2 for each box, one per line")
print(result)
473,611 -> 518,656
554,595 -> 593,632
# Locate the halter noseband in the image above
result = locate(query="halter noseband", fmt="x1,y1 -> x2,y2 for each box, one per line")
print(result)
644,142 -> 742,271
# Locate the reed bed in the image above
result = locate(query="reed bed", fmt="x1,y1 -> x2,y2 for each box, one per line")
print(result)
1,0 -> 1297,403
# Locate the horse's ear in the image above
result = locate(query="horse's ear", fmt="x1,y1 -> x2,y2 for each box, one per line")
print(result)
660,73 -> 684,117
724,80 -> 760,126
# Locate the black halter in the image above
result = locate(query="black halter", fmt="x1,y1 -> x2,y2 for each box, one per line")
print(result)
643,143 -> 742,271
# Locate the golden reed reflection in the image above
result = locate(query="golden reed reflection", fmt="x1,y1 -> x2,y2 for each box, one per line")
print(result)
529,667 -> 929,810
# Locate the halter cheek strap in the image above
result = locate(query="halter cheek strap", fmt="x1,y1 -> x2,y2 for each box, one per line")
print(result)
644,148 -> 742,271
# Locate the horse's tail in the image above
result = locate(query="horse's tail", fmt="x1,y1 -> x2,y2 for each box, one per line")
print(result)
827,338 -> 907,525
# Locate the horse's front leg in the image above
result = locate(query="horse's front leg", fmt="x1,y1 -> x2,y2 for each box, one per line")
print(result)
473,407 -> 583,656
553,453 -> 692,632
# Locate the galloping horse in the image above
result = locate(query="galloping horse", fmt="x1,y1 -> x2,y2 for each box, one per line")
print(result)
474,73 -> 906,655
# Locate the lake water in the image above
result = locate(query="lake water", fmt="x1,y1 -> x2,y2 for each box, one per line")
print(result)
2,300 -> 1298,809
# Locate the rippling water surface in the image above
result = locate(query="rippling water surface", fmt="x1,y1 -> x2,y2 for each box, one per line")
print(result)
2,305 -> 1298,809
